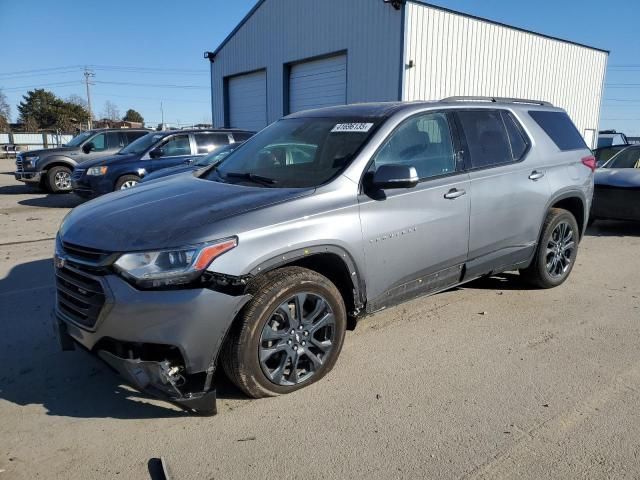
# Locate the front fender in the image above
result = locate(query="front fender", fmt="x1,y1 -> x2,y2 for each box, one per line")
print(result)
39,155 -> 77,170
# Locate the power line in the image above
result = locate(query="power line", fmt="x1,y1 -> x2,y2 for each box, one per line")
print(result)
94,80 -> 208,89
0,64 -> 208,78
1,81 -> 81,91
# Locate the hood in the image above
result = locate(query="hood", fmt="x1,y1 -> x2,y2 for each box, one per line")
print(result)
21,146 -> 77,157
79,153 -> 140,169
595,168 -> 640,188
142,164 -> 196,182
60,174 -> 313,251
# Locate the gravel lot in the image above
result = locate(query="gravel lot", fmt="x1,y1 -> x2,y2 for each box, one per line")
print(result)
1,156 -> 640,479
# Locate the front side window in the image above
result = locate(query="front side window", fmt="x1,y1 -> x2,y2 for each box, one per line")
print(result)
159,134 -> 191,157
457,110 -> 513,169
194,133 -> 229,154
90,133 -> 106,152
608,147 -> 640,169
204,117 -> 380,188
370,112 -> 456,180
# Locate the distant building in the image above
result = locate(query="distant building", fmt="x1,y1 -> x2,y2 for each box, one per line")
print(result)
93,119 -> 144,129
207,0 -> 608,147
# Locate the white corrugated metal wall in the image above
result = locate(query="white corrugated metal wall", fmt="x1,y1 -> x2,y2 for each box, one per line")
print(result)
211,0 -> 403,128
402,2 -> 608,147
289,54 -> 347,113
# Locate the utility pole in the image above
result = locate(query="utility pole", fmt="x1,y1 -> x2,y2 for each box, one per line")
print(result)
84,67 -> 95,129
160,101 -> 164,129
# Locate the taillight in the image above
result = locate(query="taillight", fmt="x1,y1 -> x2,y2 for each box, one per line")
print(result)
581,155 -> 596,172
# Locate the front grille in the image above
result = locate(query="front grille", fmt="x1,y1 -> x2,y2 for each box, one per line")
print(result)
62,241 -> 111,264
16,156 -> 24,172
56,264 -> 106,329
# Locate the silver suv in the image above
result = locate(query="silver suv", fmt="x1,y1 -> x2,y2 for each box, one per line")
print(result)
55,97 -> 595,414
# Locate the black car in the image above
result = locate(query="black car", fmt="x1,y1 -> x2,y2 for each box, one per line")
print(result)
71,129 -> 254,198
14,128 -> 150,193
592,145 -> 640,223
140,142 -> 245,184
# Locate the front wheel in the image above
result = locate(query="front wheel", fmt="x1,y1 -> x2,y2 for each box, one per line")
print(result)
45,166 -> 72,193
520,208 -> 579,288
114,174 -> 140,191
222,266 -> 347,398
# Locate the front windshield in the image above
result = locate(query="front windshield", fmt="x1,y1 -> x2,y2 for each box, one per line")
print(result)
606,147 -> 640,169
65,130 -> 94,147
194,143 -> 239,167
119,132 -> 166,155
204,117 -> 380,188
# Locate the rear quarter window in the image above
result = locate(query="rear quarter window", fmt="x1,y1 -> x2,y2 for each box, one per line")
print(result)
529,110 -> 587,151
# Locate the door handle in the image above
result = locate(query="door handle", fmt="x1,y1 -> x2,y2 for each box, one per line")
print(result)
444,188 -> 466,200
528,171 -> 545,181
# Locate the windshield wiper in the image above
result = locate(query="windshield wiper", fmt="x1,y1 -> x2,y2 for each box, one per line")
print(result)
224,172 -> 278,186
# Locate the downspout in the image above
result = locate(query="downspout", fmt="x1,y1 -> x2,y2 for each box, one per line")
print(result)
204,51 -> 216,127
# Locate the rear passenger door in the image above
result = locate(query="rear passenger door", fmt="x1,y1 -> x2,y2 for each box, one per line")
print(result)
454,109 -> 550,277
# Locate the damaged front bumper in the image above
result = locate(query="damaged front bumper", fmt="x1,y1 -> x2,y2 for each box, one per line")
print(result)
55,272 -> 251,415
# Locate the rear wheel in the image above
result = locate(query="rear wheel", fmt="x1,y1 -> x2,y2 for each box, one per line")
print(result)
520,208 -> 579,288
45,166 -> 72,193
114,174 -> 140,191
222,266 -> 347,398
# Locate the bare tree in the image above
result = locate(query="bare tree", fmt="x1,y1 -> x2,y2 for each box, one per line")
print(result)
102,100 -> 120,121
0,89 -> 10,132
67,94 -> 88,110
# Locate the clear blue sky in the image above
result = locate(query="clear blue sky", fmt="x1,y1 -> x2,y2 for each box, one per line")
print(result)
1,0 -> 638,133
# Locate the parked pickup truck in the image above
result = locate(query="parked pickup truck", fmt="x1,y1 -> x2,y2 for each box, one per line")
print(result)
15,128 -> 150,193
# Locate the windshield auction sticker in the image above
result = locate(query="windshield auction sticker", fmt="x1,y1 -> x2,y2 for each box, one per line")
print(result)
331,123 -> 374,133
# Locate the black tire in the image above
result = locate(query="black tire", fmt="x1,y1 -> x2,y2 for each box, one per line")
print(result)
222,266 -> 347,398
45,166 -> 72,193
520,208 -> 580,289
114,174 -> 141,191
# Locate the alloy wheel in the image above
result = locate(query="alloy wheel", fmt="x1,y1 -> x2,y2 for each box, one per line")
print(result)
55,171 -> 71,190
259,292 -> 336,386
545,221 -> 575,278
119,180 -> 138,190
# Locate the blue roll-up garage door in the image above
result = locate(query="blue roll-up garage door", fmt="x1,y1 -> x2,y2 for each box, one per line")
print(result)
227,70 -> 267,132
289,54 -> 347,114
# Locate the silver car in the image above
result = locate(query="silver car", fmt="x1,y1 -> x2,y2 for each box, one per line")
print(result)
54,97 -> 595,414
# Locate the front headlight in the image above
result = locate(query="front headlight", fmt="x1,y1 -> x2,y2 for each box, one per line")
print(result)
113,237 -> 237,288
24,155 -> 39,167
87,166 -> 108,176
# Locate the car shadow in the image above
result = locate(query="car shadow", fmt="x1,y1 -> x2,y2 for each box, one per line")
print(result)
586,220 -> 640,237
0,184 -> 42,195
0,258 -> 190,419
18,194 -> 85,209
463,271 -> 533,291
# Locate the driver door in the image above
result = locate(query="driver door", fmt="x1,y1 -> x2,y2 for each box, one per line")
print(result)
358,111 -> 470,310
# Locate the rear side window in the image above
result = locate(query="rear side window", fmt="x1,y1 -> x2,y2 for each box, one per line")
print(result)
195,133 -> 229,154
232,132 -> 254,142
529,111 -> 587,151
457,110 -> 513,168
106,132 -> 125,150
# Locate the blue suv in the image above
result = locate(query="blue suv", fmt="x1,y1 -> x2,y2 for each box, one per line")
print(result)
71,128 -> 254,198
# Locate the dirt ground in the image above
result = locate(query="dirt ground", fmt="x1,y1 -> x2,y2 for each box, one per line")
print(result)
1,156 -> 640,479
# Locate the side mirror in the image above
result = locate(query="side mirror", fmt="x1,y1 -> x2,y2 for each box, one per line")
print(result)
149,147 -> 164,159
371,164 -> 419,189
82,142 -> 95,154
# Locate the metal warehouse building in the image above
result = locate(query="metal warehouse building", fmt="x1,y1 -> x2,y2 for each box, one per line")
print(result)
207,0 -> 608,147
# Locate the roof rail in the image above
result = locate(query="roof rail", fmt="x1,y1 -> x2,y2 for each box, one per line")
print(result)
441,96 -> 553,106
